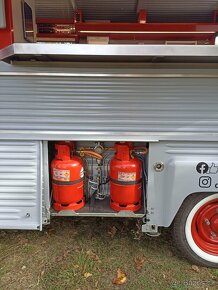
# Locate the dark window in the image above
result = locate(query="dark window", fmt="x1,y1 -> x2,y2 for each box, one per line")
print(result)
22,1 -> 34,42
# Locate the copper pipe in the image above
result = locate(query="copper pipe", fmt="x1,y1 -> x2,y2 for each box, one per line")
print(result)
81,150 -> 103,160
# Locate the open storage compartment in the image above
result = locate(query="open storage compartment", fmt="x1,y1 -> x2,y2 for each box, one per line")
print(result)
48,141 -> 148,218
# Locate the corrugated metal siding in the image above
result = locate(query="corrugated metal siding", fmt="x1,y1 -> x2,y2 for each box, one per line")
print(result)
76,0 -> 137,22
139,0 -> 218,23
36,0 -> 74,19
35,0 -> 218,22
0,73 -> 218,141
35,0 -> 137,22
0,141 -> 42,229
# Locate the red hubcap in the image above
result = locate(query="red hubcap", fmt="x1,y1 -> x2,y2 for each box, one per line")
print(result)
191,198 -> 218,255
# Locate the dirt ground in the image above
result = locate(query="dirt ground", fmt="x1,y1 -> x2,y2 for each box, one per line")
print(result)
0,217 -> 218,290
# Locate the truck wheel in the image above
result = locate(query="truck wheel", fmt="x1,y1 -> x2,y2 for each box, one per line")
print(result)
172,192 -> 218,267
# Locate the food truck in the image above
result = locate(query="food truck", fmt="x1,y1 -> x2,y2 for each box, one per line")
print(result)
1,0 -> 218,267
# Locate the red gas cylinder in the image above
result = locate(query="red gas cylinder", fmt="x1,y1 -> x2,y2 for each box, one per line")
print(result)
110,142 -> 142,212
51,142 -> 84,211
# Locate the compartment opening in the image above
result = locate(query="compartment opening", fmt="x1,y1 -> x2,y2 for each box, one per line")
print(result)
48,140 -> 148,218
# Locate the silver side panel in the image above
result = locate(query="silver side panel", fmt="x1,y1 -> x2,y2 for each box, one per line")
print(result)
0,141 -> 42,230
146,141 -> 218,228
1,62 -> 218,141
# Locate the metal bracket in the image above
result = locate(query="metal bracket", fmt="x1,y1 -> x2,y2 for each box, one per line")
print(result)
142,223 -> 159,233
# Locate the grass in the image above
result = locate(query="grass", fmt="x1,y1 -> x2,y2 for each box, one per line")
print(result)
0,217 -> 218,290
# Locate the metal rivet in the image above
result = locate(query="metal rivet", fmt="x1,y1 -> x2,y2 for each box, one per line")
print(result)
26,213 -> 30,218
153,162 -> 164,172
204,218 -> 210,226
211,231 -> 217,238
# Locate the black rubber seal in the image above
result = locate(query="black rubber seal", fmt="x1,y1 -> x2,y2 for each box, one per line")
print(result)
52,178 -> 83,186
110,178 -> 142,186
